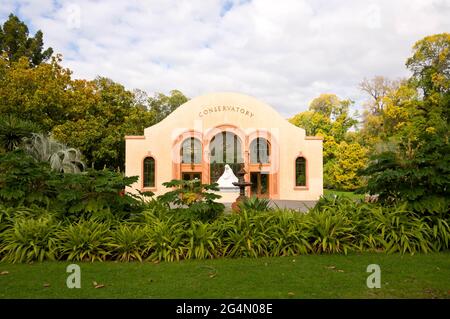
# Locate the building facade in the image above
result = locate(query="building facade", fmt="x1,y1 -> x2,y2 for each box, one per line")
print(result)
125,92 -> 323,201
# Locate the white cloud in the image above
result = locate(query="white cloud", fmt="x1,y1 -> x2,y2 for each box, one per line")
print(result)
1,0 -> 449,117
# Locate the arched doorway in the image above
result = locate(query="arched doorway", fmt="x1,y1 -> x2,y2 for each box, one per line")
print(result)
209,131 -> 244,183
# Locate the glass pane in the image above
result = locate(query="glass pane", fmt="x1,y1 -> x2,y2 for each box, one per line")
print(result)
143,157 -> 155,187
260,173 -> 269,194
210,132 -> 243,164
295,157 -> 306,186
181,138 -> 202,164
192,139 -> 202,163
250,138 -> 269,164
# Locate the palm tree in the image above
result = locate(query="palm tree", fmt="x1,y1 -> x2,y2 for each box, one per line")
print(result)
0,115 -> 40,152
24,133 -> 85,173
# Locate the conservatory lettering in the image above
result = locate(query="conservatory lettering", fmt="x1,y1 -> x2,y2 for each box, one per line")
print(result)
198,105 -> 254,118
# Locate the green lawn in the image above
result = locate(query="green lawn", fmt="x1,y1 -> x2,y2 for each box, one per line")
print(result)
1,252 -> 449,299
324,189 -> 365,200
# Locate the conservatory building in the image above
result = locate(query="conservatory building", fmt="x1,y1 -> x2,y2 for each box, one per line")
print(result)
125,92 -> 323,202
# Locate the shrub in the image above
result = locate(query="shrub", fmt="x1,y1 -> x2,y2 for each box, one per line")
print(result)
157,179 -> 224,222
220,210 -> 271,258
185,221 -> 221,259
49,169 -> 149,221
131,202 -> 170,224
311,195 -> 450,254
358,144 -> 450,215
264,211 -> 312,256
146,218 -> 187,262
109,224 -> 150,261
311,195 -> 377,251
2,196 -> 448,263
0,216 -> 59,263
0,150 -> 55,207
1,205 -> 56,221
424,215 -> 450,251
238,196 -> 272,212
0,205 -> 13,234
56,219 -> 112,261
0,150 -> 150,220
368,205 -> 435,254
306,210 -> 356,254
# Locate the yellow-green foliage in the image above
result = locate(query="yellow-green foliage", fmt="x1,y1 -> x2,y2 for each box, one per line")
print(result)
324,141 -> 368,190
289,93 -> 366,191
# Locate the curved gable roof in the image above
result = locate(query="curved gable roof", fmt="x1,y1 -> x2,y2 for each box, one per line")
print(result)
144,92 -> 308,136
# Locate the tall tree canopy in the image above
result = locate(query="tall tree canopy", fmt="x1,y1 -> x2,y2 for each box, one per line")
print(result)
360,33 -> 450,213
290,94 -> 365,190
0,50 -> 188,170
51,77 -> 163,170
0,14 -> 53,66
149,90 -> 189,122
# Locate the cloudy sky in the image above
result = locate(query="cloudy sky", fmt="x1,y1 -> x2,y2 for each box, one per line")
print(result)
1,0 -> 449,117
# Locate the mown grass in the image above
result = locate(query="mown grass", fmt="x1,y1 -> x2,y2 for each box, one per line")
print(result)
0,252 -> 449,299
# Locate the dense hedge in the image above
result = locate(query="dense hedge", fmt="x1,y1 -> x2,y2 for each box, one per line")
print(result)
1,197 -> 449,263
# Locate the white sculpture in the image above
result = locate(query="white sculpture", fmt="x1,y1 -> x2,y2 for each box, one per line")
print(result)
217,164 -> 239,189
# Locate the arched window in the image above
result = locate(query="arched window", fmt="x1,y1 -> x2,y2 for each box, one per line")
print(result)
250,138 -> 270,164
295,157 -> 306,187
181,137 -> 202,164
143,157 -> 155,188
209,131 -> 243,182
210,131 -> 243,164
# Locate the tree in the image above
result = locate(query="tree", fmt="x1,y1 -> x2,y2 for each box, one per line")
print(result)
289,110 -> 330,136
290,94 -> 363,190
0,14 -> 187,170
0,55 -> 74,132
360,76 -> 399,115
406,33 -> 450,98
309,93 -> 340,118
52,77 -> 159,170
0,14 -> 53,66
359,78 -> 414,147
324,141 -> 368,190
0,50 -> 182,170
360,33 -> 450,213
149,90 -> 189,122
0,115 -> 40,152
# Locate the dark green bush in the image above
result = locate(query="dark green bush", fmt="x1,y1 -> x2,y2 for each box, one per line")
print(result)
0,150 -> 150,221
0,150 -> 55,207
49,169 -> 149,221
358,141 -> 450,215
